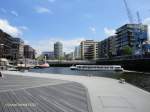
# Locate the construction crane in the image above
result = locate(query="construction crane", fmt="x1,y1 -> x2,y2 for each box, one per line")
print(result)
122,0 -> 146,55
136,11 -> 142,24
123,0 -> 134,24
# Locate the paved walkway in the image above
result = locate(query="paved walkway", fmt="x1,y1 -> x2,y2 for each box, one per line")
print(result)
0,74 -> 92,112
2,71 -> 150,112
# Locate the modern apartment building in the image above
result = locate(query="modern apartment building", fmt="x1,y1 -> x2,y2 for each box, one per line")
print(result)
142,41 -> 150,55
109,35 -> 117,56
24,45 -> 35,59
12,38 -> 24,60
80,40 -> 98,60
116,24 -> 148,55
98,35 -> 117,59
54,42 -> 63,59
98,24 -> 148,58
74,46 -> 81,60
98,39 -> 109,58
0,30 -> 24,62
0,30 -> 14,60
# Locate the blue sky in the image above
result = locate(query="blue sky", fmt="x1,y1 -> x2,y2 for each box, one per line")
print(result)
0,0 -> 150,54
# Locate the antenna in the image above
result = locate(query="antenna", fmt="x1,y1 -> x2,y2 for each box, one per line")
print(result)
123,0 -> 134,24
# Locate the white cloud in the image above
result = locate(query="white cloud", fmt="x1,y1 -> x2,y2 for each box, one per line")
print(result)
35,7 -> 53,14
104,27 -> 116,37
0,19 -> 22,37
10,10 -> 18,17
143,17 -> 150,40
24,40 -> 29,44
30,37 -> 85,55
61,38 -> 85,53
89,26 -> 96,34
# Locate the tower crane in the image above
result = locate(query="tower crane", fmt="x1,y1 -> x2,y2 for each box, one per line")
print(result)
122,0 -> 145,55
136,11 -> 142,24
123,0 -> 134,24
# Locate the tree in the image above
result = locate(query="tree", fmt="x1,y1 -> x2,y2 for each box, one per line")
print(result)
122,46 -> 132,55
36,55 -> 44,61
59,56 -> 64,60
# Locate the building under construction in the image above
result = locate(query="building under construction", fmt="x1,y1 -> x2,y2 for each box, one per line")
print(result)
98,23 -> 148,58
116,24 -> 148,55
98,0 -> 149,58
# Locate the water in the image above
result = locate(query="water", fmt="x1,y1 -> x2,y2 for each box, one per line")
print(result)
30,67 -> 150,92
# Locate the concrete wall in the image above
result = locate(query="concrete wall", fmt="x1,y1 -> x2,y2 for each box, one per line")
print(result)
97,59 -> 150,72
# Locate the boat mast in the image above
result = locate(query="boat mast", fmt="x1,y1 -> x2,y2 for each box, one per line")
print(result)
44,56 -> 46,64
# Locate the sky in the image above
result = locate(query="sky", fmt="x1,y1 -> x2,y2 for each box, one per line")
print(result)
0,0 -> 150,54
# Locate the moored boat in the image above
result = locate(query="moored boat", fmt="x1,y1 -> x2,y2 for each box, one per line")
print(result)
70,65 -> 124,71
34,63 -> 49,68
70,65 -> 77,70
34,56 -> 49,69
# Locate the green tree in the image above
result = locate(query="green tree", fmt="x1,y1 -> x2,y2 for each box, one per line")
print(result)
59,56 -> 64,60
122,46 -> 132,55
36,55 -> 44,61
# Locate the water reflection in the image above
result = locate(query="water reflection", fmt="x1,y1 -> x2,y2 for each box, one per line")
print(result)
30,67 -> 150,92
117,72 -> 150,92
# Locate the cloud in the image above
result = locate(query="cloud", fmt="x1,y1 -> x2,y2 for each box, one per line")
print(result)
143,17 -> 150,40
61,38 -> 85,53
89,26 -> 96,34
0,19 -> 22,37
10,10 -> 18,17
35,7 -> 53,14
104,27 -> 116,37
30,37 -> 85,55
24,40 -> 29,44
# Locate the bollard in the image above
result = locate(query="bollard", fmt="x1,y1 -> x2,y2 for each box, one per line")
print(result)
88,74 -> 92,77
119,78 -> 125,84
0,71 -> 2,77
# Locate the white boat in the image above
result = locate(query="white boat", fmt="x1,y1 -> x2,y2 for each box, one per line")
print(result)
70,65 -> 124,71
70,66 -> 77,70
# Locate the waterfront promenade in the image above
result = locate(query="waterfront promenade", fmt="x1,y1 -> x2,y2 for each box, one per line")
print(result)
1,71 -> 150,112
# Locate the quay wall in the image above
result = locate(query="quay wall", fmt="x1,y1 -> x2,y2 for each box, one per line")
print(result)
96,59 -> 150,72
46,59 -> 150,72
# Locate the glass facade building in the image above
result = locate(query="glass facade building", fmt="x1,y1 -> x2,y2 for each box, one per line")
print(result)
54,42 -> 63,59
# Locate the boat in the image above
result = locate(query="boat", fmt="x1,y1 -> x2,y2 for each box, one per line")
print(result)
34,56 -> 49,69
70,65 -> 124,71
70,65 -> 77,70
35,63 -> 49,68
